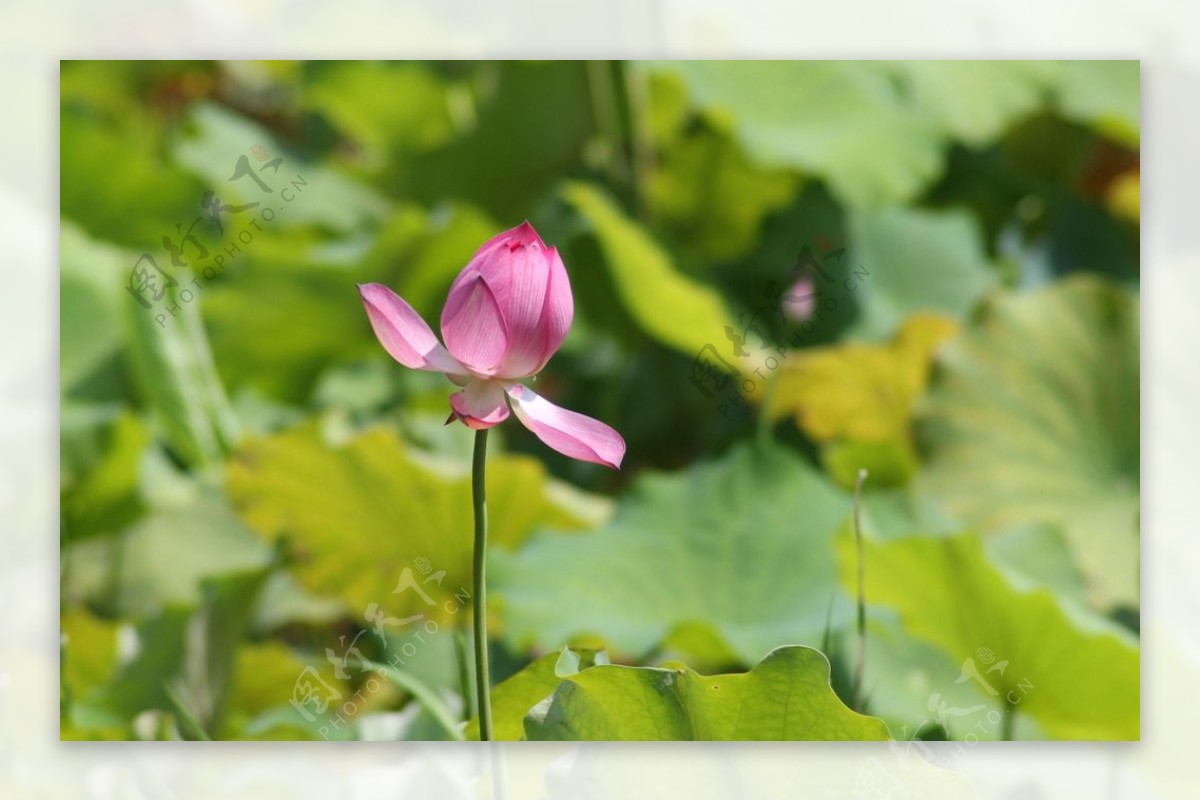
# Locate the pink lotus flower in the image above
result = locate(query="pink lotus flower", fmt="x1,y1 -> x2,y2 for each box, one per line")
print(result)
359,222 -> 625,469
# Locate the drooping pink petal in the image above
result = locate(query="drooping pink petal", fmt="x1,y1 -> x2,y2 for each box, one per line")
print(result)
358,283 -> 466,376
505,383 -> 625,469
440,272 -> 510,377
449,379 -> 511,430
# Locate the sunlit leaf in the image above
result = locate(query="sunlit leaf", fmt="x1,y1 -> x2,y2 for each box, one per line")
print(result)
462,648 -> 611,741
60,607 -> 120,719
767,315 -> 957,487
768,314 -> 957,442
1106,169 -> 1140,222
563,181 -> 740,361
227,423 -> 597,620
222,641 -> 346,740
525,645 -> 890,740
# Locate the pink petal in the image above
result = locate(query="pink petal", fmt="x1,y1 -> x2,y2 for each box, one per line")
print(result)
440,272 -> 510,376
783,275 -> 816,322
489,240 -> 552,377
478,220 -> 545,252
449,379 -> 511,430
444,222 -> 573,379
505,384 -> 625,469
358,283 -> 465,375
444,222 -> 546,304
533,246 -> 573,371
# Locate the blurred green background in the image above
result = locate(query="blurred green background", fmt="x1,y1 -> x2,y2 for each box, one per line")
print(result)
60,60 -> 1139,741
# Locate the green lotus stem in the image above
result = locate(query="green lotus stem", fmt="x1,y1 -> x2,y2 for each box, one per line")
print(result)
472,428 -> 494,741
454,623 -> 474,721
852,468 -> 868,712
1002,694 -> 1016,741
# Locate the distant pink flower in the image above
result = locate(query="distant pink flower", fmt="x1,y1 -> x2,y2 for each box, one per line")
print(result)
359,222 -> 625,469
782,275 -> 816,322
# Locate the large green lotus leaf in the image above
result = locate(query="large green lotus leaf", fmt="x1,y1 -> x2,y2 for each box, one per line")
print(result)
835,521 -> 1083,741
863,490 -> 1091,612
562,181 -> 741,363
494,442 -> 851,665
651,61 -> 945,206
465,648 -> 607,741
469,651 -> 562,741
227,424 -> 596,620
916,276 -> 1139,608
889,61 -> 1058,146
847,204 -> 996,340
524,645 -> 889,741
839,532 -> 1139,740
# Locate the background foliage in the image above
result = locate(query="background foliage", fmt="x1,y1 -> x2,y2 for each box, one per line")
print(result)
60,60 -> 1139,741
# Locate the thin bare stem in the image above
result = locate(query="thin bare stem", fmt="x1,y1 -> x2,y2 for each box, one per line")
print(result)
852,468 -> 868,712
